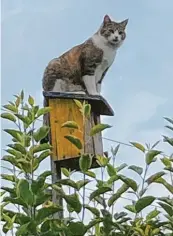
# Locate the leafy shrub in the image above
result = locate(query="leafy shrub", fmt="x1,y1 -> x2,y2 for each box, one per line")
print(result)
1,91 -> 173,235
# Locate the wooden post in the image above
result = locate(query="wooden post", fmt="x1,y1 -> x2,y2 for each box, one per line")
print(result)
50,159 -> 63,219
43,91 -> 114,217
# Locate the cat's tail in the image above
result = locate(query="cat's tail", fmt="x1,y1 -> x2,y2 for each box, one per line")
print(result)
40,97 -> 49,144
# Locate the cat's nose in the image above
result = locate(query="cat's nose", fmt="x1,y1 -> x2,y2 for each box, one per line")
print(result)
113,36 -> 118,42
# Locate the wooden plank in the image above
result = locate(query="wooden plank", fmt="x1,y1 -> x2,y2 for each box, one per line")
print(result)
49,99 -> 84,161
51,160 -> 63,219
84,115 -> 94,154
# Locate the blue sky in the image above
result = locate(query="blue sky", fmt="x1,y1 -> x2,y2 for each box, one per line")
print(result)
1,0 -> 173,230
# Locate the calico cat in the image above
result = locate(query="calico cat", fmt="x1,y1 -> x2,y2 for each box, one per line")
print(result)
40,15 -> 128,143
42,15 -> 128,95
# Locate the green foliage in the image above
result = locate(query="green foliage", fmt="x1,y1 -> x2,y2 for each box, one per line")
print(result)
90,123 -> 112,136
64,135 -> 83,150
1,92 -> 173,235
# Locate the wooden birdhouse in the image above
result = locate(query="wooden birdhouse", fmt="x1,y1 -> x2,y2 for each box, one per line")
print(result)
43,92 -> 114,171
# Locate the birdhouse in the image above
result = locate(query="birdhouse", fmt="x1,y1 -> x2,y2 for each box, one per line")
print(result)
43,92 -> 114,170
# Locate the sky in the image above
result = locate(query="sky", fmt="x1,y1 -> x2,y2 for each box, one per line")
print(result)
1,0 -> 173,233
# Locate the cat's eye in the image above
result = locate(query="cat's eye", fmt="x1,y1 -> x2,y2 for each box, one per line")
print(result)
119,31 -> 123,35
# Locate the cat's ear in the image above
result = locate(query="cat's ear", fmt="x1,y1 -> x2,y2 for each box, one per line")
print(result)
120,19 -> 128,28
103,15 -> 111,24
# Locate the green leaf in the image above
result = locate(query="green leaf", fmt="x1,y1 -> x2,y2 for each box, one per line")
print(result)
130,142 -> 145,152
158,202 -> 173,216
90,187 -> 112,201
3,104 -> 18,113
164,117 -> 173,125
16,179 -> 34,206
64,135 -> 82,150
107,175 -> 119,185
133,227 -> 145,236
1,174 -> 16,182
84,104 -> 91,117
107,164 -> 117,177
15,114 -> 31,127
38,150 -> 52,163
1,186 -> 15,195
33,126 -> 50,142
34,192 -> 51,207
68,222 -> 86,235
96,155 -> 110,167
90,123 -> 112,136
146,209 -> 160,221
15,96 -> 21,107
56,179 -> 77,189
16,222 -> 30,236
152,229 -> 160,235
85,170 -> 96,178
163,136 -> 173,146
111,144 -> 120,156
154,177 -> 173,194
94,196 -> 106,208
61,121 -> 79,129
31,171 -> 51,194
5,148 -> 22,159
31,143 -> 52,154
64,193 -> 82,213
28,95 -> 34,106
2,155 -> 20,168
128,165 -> 143,175
3,196 -> 27,207
38,170 -> 52,180
108,184 -> 129,207
145,150 -> 162,165
0,191 -> 6,197
1,112 -> 16,122
79,154 -> 92,172
84,204 -> 100,217
8,143 -> 26,154
2,213 -> 16,233
61,168 -> 70,177
135,196 -> 155,213
116,163 -> 127,172
4,129 -> 22,142
36,206 -> 62,223
165,125 -> 173,131
37,107 -> 51,118
161,157 -> 172,167
118,175 -> 138,191
33,158 -> 39,171
114,212 -> 128,220
21,90 -> 24,100
85,218 -> 103,231
124,205 -> 136,213
76,179 -> 91,190
74,99 -> 83,109
146,171 -> 165,184
151,140 -> 160,149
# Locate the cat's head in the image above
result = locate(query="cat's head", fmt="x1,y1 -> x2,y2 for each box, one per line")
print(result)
99,15 -> 128,47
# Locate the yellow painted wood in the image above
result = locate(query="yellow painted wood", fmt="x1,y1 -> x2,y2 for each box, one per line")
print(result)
49,99 -> 84,161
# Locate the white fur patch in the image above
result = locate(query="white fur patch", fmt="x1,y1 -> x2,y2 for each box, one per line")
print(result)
92,33 -> 117,84
52,79 -> 65,92
82,75 -> 99,95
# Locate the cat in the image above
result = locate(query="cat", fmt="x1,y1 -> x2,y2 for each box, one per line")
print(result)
40,15 -> 128,143
42,14 -> 128,96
